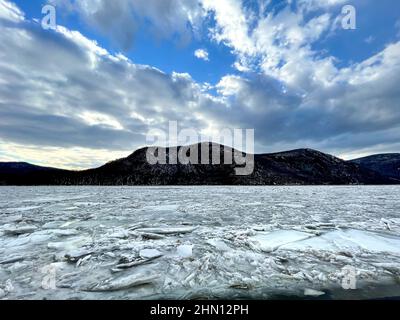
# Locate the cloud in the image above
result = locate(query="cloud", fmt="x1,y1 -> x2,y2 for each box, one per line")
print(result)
297,0 -> 348,11
0,140 -> 130,170
364,36 -> 375,44
0,1 -> 212,166
194,48 -> 209,61
202,1 -> 336,91
1,0 -> 400,169
207,40 -> 400,154
202,0 -> 256,57
48,0 -> 204,50
0,0 -> 23,22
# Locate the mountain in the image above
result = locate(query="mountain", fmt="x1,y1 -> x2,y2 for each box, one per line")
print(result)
252,148 -> 392,185
0,143 -> 397,185
349,154 -> 400,182
0,162 -> 68,186
0,162 -> 60,175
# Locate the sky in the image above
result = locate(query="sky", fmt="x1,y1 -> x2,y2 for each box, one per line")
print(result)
0,0 -> 399,169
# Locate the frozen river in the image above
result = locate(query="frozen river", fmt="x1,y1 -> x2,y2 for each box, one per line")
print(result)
0,186 -> 400,300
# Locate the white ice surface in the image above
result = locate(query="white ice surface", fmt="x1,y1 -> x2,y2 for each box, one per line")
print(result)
1,186 -> 400,300
139,249 -> 162,259
281,229 -> 400,254
250,230 -> 313,252
176,245 -> 193,258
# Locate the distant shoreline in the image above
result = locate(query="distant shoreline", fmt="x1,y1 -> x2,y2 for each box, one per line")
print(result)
1,144 -> 399,186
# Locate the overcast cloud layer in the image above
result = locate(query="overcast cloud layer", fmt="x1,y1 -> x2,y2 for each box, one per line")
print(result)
0,0 -> 399,168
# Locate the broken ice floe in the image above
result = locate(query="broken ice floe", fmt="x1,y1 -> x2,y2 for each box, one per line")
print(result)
140,233 -> 165,240
280,229 -> 400,255
64,249 -> 94,263
248,229 -> 400,256
110,249 -> 163,273
47,236 -> 92,252
83,272 -> 158,292
4,224 -> 38,236
176,245 -> 193,258
135,226 -> 197,235
0,255 -> 25,265
249,230 -> 313,252
139,249 -> 163,260
304,288 -> 325,297
2,186 -> 400,300
207,239 -> 231,252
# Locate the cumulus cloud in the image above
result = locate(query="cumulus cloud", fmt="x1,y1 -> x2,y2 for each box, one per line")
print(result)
201,0 -> 336,92
0,0 -> 23,22
197,0 -> 400,156
48,0 -> 204,50
194,48 -> 209,61
0,1 -> 214,167
208,41 -> 400,155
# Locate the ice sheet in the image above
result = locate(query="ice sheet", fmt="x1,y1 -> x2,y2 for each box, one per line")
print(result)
1,185 -> 400,300
250,230 -> 313,252
281,229 -> 400,254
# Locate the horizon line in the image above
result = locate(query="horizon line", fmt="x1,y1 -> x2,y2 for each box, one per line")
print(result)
1,142 -> 399,172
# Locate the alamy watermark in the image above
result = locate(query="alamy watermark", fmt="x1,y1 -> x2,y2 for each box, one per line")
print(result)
41,5 -> 57,30
40,4 -> 357,31
342,5 -> 357,30
341,265 -> 357,290
145,121 -> 255,176
41,264 -> 57,290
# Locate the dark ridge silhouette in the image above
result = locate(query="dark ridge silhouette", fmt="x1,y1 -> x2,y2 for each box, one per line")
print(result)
350,153 -> 400,181
0,143 -> 398,185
